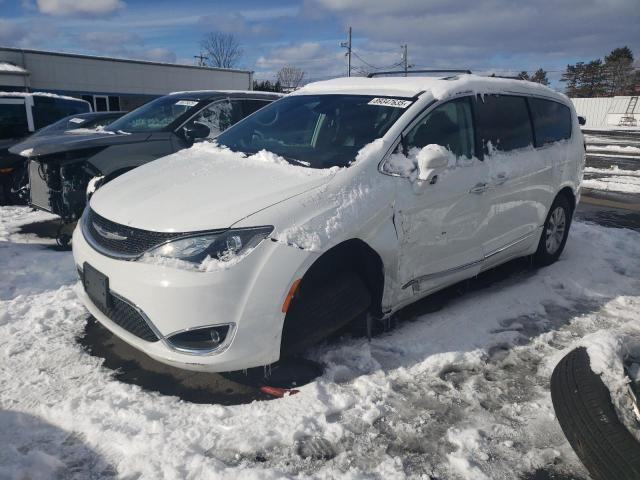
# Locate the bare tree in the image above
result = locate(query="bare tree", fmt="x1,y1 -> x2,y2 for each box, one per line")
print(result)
200,33 -> 243,69
277,65 -> 306,91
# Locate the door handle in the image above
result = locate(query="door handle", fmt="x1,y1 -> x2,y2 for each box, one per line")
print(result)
495,173 -> 508,185
470,182 -> 489,194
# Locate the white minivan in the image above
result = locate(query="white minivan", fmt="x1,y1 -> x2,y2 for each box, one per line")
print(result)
72,74 -> 584,372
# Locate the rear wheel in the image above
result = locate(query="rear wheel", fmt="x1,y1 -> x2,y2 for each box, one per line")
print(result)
534,194 -> 572,266
281,270 -> 371,357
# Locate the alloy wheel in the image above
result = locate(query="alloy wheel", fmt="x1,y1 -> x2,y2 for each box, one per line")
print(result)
545,206 -> 566,255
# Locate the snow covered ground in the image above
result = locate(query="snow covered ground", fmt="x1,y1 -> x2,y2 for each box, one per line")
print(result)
583,130 -> 640,194
1,206 -> 640,479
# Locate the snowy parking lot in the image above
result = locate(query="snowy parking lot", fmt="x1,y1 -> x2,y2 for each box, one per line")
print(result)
1,196 -> 639,480
2,126 -> 640,480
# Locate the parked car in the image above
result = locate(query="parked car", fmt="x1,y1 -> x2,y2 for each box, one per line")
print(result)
25,90 -> 282,229
6,111 -> 125,202
0,92 -> 91,204
72,74 -> 584,374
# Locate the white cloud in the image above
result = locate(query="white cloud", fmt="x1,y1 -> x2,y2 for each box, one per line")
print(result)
36,0 -> 125,16
137,47 -> 177,64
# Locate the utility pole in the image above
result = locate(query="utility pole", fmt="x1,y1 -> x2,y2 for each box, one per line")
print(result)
193,52 -> 208,67
340,26 -> 352,77
402,44 -> 408,76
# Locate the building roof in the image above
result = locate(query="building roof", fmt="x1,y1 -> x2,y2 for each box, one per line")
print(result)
0,62 -> 28,75
0,46 -> 253,75
294,73 -> 569,104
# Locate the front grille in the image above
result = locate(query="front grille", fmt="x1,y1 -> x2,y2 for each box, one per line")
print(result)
84,208 -> 188,258
98,294 -> 159,342
79,264 -> 159,342
28,160 -> 53,212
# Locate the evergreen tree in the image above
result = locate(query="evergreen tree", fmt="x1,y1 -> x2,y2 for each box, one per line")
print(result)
561,62 -> 583,97
530,68 -> 550,86
603,46 -> 635,95
518,71 -> 530,80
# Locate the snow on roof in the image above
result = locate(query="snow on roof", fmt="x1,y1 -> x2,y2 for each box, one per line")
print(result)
295,74 -> 569,105
0,62 -> 28,74
0,91 -> 89,103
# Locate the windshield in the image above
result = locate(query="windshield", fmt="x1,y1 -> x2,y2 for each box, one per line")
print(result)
106,96 -> 200,133
216,94 -> 411,169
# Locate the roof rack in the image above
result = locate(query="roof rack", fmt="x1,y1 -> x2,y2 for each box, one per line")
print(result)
489,74 -> 523,80
367,69 -> 472,78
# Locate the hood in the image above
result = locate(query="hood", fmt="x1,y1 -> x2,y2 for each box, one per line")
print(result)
90,144 -> 337,232
9,131 -> 152,158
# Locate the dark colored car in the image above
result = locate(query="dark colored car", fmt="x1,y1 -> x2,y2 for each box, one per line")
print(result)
0,93 -> 91,204
26,90 -> 282,225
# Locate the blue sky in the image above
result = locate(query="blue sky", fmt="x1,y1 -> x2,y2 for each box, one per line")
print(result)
1,0 -> 639,88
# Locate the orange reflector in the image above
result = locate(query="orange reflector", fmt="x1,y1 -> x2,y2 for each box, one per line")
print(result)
0,167 -> 14,174
281,279 -> 301,313
260,385 -> 300,398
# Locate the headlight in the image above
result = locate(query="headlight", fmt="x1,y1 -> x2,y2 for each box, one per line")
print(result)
144,226 -> 273,268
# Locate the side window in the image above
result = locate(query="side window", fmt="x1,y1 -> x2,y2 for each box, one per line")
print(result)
528,98 -> 571,147
187,99 -> 244,139
405,97 -> 475,159
242,99 -> 272,117
33,98 -> 90,129
0,101 -> 29,139
474,95 -> 533,153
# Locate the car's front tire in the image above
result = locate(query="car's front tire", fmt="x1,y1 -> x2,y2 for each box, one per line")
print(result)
534,194 -> 572,266
280,270 -> 371,357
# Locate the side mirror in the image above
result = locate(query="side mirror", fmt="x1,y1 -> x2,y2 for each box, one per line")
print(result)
416,147 -> 450,183
183,121 -> 210,142
578,116 -> 586,126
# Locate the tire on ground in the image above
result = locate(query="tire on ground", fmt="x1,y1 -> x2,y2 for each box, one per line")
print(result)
534,193 -> 572,266
281,270 -> 371,357
550,347 -> 640,480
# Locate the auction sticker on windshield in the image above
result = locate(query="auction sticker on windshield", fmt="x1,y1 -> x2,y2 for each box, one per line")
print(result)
368,98 -> 412,108
175,100 -> 199,107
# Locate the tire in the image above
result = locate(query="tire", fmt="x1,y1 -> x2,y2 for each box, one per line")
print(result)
534,194 -> 572,266
550,347 -> 640,480
281,270 -> 371,357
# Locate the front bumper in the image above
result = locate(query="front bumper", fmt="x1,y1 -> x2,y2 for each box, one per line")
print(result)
72,225 -> 315,372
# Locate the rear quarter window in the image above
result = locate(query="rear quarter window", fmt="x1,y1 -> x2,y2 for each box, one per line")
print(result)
474,95 -> 533,153
528,98 -> 572,147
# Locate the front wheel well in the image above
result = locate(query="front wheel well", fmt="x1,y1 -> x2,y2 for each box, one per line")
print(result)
279,239 -> 385,356
557,186 -> 576,214
297,239 -> 385,317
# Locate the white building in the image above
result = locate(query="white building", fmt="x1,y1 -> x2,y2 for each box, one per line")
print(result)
571,96 -> 639,128
0,47 -> 254,111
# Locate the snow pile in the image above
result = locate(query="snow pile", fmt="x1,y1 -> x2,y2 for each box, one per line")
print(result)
0,91 -> 88,103
582,174 -> 640,194
586,144 -> 640,154
1,206 -> 640,478
585,165 -> 640,177
276,140 -> 384,251
0,62 -> 27,73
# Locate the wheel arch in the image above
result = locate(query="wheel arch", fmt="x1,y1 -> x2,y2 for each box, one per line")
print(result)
557,185 -> 577,214
279,237 -> 386,355
292,238 -> 385,317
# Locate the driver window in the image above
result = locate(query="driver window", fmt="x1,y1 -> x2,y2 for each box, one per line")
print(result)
405,97 -> 475,159
187,99 -> 243,139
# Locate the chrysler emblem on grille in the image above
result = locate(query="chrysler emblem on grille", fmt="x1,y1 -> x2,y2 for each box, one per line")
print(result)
92,222 -> 129,241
